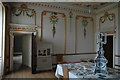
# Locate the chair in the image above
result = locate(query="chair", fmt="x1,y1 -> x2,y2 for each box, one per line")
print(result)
56,54 -> 64,64
62,65 -> 69,80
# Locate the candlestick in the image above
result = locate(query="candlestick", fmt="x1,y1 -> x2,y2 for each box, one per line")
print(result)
104,33 -> 107,44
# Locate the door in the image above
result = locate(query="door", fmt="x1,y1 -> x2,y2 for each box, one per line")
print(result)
31,33 -> 37,74
103,35 -> 113,68
0,2 -> 5,79
10,33 -> 14,71
22,35 -> 32,67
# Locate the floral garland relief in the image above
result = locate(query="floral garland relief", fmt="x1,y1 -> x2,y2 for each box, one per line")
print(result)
81,17 -> 88,38
12,4 -> 35,17
49,12 -> 59,37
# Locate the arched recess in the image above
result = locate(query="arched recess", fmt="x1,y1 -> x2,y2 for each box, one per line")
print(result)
75,15 -> 94,53
40,11 -> 66,54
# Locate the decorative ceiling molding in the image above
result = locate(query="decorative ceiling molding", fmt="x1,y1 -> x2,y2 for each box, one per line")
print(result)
73,2 -> 108,10
25,2 -> 118,16
9,23 -> 37,32
9,2 -> 118,16
1,0 -> 120,2
25,2 -> 95,15
96,4 -> 118,15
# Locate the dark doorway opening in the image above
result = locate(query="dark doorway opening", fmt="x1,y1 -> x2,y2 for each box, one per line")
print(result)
13,35 -> 23,72
103,35 -> 113,68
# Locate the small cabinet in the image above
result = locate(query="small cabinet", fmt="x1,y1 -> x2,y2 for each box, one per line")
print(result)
36,56 -> 52,71
36,42 -> 52,71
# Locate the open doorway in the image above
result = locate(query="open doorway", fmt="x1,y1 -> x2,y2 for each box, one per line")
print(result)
103,35 -> 113,68
12,34 -> 32,72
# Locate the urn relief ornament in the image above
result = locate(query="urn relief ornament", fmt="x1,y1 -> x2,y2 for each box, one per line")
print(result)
49,12 -> 59,37
82,17 -> 88,38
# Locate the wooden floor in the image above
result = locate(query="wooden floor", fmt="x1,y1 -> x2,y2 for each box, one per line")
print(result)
3,55 -> 56,79
4,68 -> 56,78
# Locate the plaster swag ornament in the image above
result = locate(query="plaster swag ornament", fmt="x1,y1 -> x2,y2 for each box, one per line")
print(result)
100,12 -> 115,23
12,4 -> 36,17
82,17 -> 88,38
49,12 -> 59,37
94,32 -> 108,75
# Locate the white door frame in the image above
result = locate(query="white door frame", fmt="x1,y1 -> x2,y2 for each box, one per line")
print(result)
9,31 -> 36,71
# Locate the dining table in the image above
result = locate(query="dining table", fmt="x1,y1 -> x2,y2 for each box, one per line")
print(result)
55,62 -> 120,80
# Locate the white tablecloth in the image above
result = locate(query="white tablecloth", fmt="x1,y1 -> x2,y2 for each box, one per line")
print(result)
55,62 -> 120,79
55,64 -> 63,78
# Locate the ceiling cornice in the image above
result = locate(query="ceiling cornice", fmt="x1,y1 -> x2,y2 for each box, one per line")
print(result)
11,2 -> 119,16
1,0 -> 120,2
96,4 -> 118,15
25,2 -> 96,15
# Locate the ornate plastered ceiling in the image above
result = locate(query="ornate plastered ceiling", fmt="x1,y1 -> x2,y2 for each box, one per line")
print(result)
45,2 -> 116,11
1,0 -> 120,2
72,2 -> 110,9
